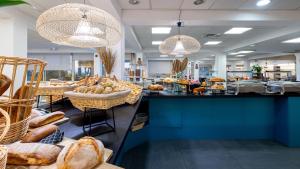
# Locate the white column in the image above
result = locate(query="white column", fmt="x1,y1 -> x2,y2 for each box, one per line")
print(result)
244,59 -> 251,71
0,18 -> 27,89
215,54 -> 227,79
295,53 -> 300,81
111,25 -> 125,80
94,52 -> 102,76
194,62 -> 199,81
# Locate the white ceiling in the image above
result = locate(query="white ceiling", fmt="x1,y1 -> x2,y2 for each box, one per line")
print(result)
7,0 -> 300,63
117,0 -> 300,10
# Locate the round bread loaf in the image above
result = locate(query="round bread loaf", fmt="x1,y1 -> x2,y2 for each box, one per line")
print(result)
57,137 -> 105,169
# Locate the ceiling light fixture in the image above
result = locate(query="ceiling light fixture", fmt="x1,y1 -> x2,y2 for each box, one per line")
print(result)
224,27 -> 252,34
236,55 -> 246,57
256,0 -> 271,7
129,0 -> 139,5
238,50 -> 255,54
204,41 -> 222,45
159,11 -> 201,56
194,0 -> 204,5
152,41 -> 163,45
36,3 -> 121,48
282,37 -> 300,43
152,27 -> 171,34
228,52 -> 239,55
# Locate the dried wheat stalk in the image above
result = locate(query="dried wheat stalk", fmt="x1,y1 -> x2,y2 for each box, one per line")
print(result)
97,48 -> 116,76
172,57 -> 188,74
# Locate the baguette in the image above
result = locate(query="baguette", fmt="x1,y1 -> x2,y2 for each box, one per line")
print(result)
29,111 -> 65,128
7,143 -> 61,165
21,124 -> 58,143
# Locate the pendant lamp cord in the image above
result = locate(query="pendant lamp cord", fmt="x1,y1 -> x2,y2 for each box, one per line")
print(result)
177,0 -> 184,37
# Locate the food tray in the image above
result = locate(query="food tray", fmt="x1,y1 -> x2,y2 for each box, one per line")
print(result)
64,89 -> 131,110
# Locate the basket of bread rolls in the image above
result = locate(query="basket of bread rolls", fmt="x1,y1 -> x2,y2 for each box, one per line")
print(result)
0,56 -> 46,144
0,108 -> 10,169
64,78 -> 131,110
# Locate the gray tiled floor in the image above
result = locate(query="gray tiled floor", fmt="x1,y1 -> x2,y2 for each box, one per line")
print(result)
120,140 -> 300,169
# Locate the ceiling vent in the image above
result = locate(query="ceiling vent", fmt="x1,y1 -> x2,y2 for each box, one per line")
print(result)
194,0 -> 205,5
204,33 -> 222,38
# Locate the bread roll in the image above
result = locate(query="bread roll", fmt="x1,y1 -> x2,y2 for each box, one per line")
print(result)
29,111 -> 65,128
21,124 -> 58,143
57,137 -> 105,169
7,143 -> 61,165
0,74 -> 11,96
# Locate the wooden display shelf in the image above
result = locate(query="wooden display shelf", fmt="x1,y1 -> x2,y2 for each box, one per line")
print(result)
7,137 -> 123,169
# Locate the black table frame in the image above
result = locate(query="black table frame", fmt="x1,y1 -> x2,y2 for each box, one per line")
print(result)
36,95 -> 65,112
82,107 -> 116,136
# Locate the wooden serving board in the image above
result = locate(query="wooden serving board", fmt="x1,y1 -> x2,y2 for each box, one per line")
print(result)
7,138 -> 123,169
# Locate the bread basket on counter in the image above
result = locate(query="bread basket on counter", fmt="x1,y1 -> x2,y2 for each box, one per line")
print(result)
0,108 -> 10,169
0,56 -> 46,144
64,89 -> 131,110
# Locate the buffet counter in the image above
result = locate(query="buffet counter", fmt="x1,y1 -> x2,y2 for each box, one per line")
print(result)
116,91 -> 300,164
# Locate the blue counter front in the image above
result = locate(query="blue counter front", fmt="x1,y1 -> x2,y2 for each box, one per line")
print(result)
116,95 -> 300,164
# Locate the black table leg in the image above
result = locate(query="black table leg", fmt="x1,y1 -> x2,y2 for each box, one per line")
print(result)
50,95 -> 53,112
36,95 -> 40,108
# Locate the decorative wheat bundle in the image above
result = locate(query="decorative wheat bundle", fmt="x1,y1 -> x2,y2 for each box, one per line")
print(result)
172,57 -> 188,74
97,48 -> 116,77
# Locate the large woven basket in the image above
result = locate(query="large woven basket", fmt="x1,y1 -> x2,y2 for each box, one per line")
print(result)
64,89 -> 131,110
0,108 -> 10,169
0,56 -> 46,143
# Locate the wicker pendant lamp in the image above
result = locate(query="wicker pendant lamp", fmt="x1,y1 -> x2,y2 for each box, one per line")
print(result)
159,11 -> 201,55
36,3 -> 122,48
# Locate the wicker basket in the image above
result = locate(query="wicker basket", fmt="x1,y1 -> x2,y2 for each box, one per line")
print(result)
64,89 -> 131,110
126,94 -> 141,104
0,108 -> 10,169
0,56 -> 46,143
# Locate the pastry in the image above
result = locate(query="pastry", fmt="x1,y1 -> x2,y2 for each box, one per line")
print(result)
56,137 -> 105,169
7,142 -> 61,165
29,111 -> 65,128
0,74 -> 11,96
21,124 -> 58,143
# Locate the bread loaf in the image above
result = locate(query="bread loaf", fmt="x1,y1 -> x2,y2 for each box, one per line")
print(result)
57,137 -> 105,169
7,143 -> 61,165
29,111 -> 65,128
0,74 -> 11,96
21,124 -> 58,143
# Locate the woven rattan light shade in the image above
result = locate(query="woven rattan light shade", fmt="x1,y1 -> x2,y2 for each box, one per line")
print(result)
159,35 -> 201,55
36,3 -> 122,48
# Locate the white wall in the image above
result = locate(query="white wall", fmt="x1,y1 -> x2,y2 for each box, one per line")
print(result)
29,53 -> 94,70
148,60 -> 172,75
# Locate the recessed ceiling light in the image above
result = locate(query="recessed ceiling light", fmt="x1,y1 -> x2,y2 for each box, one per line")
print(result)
194,0 -> 204,5
249,44 -> 256,47
238,50 -> 255,54
236,55 -> 246,57
224,27 -> 252,34
256,0 -> 271,7
228,52 -> 239,55
129,0 -> 139,5
176,55 -> 184,57
204,41 -> 222,45
160,55 -> 168,57
210,54 -> 215,57
152,41 -> 162,45
282,37 -> 300,43
152,27 -> 171,34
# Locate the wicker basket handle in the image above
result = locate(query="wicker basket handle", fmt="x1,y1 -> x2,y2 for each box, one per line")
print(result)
0,108 -> 10,141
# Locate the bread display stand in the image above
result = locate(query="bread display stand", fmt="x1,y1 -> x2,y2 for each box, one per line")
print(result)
36,85 -> 76,112
64,90 -> 131,136
7,137 -> 123,169
0,56 -> 46,144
